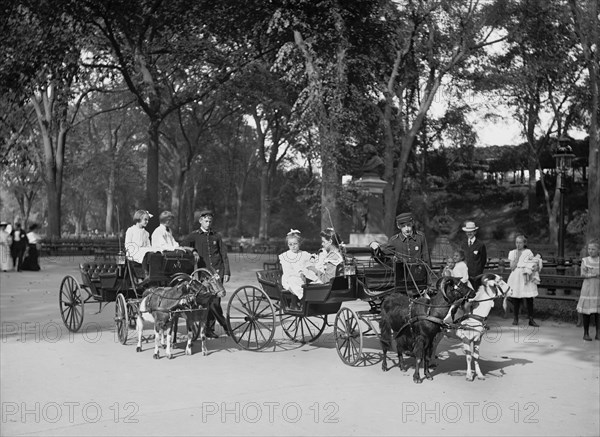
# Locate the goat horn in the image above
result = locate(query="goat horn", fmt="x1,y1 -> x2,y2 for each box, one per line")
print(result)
169,273 -> 192,285
191,267 -> 214,280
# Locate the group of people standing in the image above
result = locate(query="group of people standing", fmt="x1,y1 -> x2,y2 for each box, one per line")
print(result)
0,221 -> 42,272
367,212 -> 597,339
124,209 -> 230,339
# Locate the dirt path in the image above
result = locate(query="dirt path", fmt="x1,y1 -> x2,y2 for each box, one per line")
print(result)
1,254 -> 598,436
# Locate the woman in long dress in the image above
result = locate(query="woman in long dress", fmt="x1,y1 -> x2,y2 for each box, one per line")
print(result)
507,234 -> 542,327
576,240 -> 600,341
21,224 -> 41,271
124,210 -> 153,264
279,230 -> 313,300
0,222 -> 12,272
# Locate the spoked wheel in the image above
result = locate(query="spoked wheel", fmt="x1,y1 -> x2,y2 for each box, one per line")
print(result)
226,285 -> 276,351
59,275 -> 84,332
334,307 -> 363,366
280,308 -> 327,343
115,293 -> 129,345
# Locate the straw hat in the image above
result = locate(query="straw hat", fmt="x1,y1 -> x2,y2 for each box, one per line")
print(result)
462,221 -> 479,232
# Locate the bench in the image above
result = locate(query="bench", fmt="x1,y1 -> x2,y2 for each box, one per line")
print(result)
490,271 -> 584,301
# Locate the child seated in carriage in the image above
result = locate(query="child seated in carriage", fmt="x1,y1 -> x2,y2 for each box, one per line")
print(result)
300,228 -> 344,284
442,256 -> 455,277
279,230 -> 314,300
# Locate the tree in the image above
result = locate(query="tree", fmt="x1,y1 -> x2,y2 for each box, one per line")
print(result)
271,0 -> 379,230
371,0 -> 511,235
80,0 -> 237,228
1,1 -> 87,236
569,0 -> 600,241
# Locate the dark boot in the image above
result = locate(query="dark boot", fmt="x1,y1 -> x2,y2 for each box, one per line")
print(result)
526,298 -> 539,327
512,299 -> 520,325
595,314 -> 599,340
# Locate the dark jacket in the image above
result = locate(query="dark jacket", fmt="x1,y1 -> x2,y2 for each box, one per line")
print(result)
181,229 -> 230,276
380,231 -> 431,266
461,238 -> 487,278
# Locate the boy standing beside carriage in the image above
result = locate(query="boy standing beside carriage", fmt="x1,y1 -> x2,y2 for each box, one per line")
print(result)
180,209 -> 231,339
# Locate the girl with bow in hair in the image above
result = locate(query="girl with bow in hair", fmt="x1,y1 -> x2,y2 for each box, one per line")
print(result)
279,230 -> 314,300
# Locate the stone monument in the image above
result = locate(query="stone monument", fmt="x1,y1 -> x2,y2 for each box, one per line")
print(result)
349,144 -> 388,247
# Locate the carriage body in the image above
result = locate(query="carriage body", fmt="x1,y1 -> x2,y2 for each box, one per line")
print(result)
58,249 -> 196,339
226,245 -> 435,353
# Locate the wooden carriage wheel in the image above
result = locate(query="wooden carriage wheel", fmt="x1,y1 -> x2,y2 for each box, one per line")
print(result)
115,293 -> 129,345
226,285 -> 276,351
334,307 -> 363,366
59,275 -> 84,332
279,309 -> 327,344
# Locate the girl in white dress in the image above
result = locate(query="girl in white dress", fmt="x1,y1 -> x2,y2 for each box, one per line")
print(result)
125,210 -> 153,263
279,230 -> 313,299
577,241 -> 600,341
507,234 -> 542,327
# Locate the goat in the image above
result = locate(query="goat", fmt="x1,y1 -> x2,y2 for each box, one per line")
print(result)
170,268 -> 227,356
379,277 -> 475,383
452,273 -> 512,381
136,269 -> 226,359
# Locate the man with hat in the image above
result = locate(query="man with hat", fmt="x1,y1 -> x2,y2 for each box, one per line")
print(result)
369,212 -> 431,266
460,220 -> 487,290
181,209 -> 230,338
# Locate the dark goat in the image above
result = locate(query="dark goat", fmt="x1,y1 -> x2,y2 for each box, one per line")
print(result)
136,269 -> 226,359
379,277 -> 475,383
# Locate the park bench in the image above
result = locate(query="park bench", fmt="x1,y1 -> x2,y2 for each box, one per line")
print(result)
40,238 -> 121,258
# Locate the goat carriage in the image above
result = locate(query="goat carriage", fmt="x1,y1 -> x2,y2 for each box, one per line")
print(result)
58,250 -> 211,348
225,246 -> 435,359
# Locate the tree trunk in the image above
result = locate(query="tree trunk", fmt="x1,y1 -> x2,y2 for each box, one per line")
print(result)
105,165 -> 115,234
146,118 -> 160,223
171,168 -> 185,236
258,169 -> 269,240
32,85 -> 67,238
527,158 -> 537,216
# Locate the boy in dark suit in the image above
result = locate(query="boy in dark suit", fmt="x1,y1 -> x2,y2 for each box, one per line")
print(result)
180,210 -> 230,338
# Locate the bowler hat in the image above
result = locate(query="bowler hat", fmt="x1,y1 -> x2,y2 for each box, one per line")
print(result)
462,221 -> 479,232
395,212 -> 413,224
198,209 -> 214,218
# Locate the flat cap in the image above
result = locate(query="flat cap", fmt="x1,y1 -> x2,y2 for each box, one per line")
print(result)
395,212 -> 413,224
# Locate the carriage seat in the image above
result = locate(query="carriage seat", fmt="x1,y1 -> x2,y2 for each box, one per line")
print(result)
139,251 -> 196,285
80,262 -> 118,298
255,269 -> 352,303
256,270 -> 283,300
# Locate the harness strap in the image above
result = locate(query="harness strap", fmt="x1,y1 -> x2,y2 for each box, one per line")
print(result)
394,315 -> 448,339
